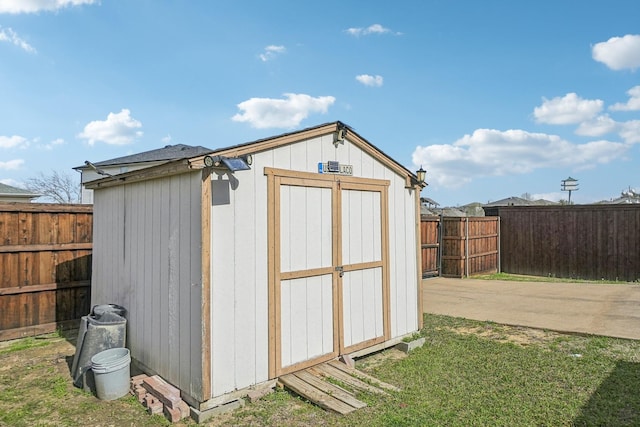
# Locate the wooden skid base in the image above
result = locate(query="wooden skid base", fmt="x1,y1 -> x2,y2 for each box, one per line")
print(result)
278,359 -> 399,415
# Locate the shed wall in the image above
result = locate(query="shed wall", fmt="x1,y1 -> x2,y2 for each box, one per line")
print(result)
91,172 -> 204,400
209,133 -> 418,397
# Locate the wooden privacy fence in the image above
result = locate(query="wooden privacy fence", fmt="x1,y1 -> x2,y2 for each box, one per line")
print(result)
421,215 -> 499,278
0,203 -> 92,341
495,205 -> 640,282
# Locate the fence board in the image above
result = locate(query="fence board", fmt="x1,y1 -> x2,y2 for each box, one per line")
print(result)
495,205 -> 640,282
0,203 -> 92,341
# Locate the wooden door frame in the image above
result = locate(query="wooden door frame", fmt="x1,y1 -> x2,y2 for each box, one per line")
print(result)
265,167 -> 390,378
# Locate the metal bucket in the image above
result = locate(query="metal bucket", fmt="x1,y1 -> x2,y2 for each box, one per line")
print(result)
91,347 -> 131,400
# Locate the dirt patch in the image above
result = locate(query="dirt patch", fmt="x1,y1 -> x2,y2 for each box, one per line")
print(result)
444,324 -> 563,347
356,347 -> 408,372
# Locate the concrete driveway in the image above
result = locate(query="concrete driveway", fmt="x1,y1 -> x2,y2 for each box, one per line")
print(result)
422,277 -> 640,340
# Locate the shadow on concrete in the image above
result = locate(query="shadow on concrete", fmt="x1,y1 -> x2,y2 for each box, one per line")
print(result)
573,360 -> 640,426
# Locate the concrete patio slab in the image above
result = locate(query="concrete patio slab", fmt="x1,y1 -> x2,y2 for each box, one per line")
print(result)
422,277 -> 640,340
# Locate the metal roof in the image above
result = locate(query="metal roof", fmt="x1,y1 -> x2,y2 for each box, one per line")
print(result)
0,183 -> 40,197
74,144 -> 214,169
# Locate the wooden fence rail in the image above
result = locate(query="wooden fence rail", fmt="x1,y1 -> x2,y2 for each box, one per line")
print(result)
0,203 -> 92,341
421,215 -> 499,278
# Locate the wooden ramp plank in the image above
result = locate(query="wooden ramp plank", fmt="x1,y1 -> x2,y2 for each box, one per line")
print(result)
294,370 -> 366,409
327,360 -> 401,392
279,373 -> 357,415
311,363 -> 388,395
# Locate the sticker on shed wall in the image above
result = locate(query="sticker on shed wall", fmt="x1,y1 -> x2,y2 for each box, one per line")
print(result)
318,162 -> 353,175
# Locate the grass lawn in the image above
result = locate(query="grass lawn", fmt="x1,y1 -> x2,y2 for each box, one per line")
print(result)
1,314 -> 639,426
472,272 -> 638,285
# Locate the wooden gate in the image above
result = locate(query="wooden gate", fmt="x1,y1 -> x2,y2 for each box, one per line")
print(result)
0,203 -> 92,341
420,215 -> 499,278
266,168 -> 389,378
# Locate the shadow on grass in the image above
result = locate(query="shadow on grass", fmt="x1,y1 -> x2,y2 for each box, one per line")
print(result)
573,360 -> 640,426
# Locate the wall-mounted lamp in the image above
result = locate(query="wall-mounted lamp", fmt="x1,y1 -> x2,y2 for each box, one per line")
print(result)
416,166 -> 427,186
203,155 -> 252,172
333,127 -> 347,147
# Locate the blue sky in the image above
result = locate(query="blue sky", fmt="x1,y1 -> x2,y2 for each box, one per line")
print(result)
1,0 -> 639,206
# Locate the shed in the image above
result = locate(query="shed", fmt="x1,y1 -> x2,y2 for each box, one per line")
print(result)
87,121 -> 424,410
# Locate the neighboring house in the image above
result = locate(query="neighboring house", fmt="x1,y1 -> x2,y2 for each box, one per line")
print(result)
483,196 -> 558,208
87,121 -> 424,410
597,188 -> 640,204
73,144 -> 213,204
0,183 -> 40,203
421,198 -> 483,217
483,196 -> 558,216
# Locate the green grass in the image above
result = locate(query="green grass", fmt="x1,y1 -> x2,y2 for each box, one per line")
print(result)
471,272 -> 635,285
1,315 -> 638,426
0,336 -> 53,355
226,314 -> 640,426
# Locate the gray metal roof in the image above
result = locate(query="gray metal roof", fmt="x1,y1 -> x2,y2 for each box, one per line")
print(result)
483,196 -> 558,207
75,144 -> 213,169
0,183 -> 39,197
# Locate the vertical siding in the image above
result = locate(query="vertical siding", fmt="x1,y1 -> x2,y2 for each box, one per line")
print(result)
92,172 -> 203,400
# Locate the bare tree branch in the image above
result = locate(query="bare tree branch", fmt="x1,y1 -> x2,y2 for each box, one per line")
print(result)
26,171 -> 81,204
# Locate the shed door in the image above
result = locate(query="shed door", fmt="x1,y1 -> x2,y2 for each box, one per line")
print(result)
267,168 -> 389,378
339,184 -> 389,354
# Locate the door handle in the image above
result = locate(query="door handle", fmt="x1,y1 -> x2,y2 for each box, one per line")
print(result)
335,266 -> 344,278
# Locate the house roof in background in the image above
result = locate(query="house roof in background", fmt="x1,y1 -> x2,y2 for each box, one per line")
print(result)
0,183 -> 40,198
483,196 -> 558,207
74,144 -> 213,169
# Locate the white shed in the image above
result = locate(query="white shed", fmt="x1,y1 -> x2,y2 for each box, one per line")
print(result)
87,121 -> 424,410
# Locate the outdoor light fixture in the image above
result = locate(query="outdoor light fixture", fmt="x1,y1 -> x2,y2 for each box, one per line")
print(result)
203,155 -> 251,172
416,166 -> 427,185
333,127 -> 347,147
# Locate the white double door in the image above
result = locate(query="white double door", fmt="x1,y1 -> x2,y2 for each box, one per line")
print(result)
267,168 -> 389,377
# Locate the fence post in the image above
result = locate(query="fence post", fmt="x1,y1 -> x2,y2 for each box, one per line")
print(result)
438,213 -> 443,277
465,217 -> 469,278
497,216 -> 501,273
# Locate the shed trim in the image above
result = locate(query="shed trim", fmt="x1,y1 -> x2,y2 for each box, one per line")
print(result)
200,168 -> 212,400
86,122 -> 419,190
265,167 -> 391,378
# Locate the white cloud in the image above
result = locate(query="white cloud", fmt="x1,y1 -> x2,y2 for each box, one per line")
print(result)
592,34 -> 640,71
259,45 -> 286,62
356,74 -> 383,87
232,93 -> 335,129
0,135 -> 29,148
0,159 -> 25,170
0,0 -> 98,14
40,138 -> 65,150
610,85 -> 640,111
575,114 -> 618,137
78,109 -> 143,145
533,93 -> 603,125
619,120 -> 640,144
161,134 -> 172,144
0,27 -> 36,53
412,129 -> 628,189
345,24 -> 400,37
